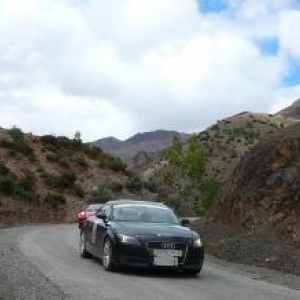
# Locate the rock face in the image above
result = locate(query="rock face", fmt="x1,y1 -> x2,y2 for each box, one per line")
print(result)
276,98 -> 300,119
211,122 -> 300,247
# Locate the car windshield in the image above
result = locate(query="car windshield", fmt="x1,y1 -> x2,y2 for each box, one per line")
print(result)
112,204 -> 179,224
86,204 -> 102,212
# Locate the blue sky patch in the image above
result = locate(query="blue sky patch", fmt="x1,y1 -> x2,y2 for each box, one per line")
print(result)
198,0 -> 228,14
283,58 -> 300,86
257,38 -> 279,56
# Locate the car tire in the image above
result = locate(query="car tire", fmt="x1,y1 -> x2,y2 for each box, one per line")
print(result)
79,231 -> 91,258
102,238 -> 115,271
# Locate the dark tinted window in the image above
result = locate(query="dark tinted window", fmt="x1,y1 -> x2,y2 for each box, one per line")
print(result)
112,204 -> 179,224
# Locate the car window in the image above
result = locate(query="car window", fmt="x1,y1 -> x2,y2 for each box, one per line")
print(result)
112,204 -> 179,224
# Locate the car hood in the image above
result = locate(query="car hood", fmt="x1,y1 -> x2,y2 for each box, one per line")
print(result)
112,222 -> 194,240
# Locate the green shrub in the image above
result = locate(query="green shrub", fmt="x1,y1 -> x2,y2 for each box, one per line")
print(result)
46,153 -> 61,162
44,192 -> 66,210
8,126 -> 25,141
126,177 -> 142,192
0,176 -> 17,194
74,155 -> 87,167
110,182 -> 123,193
0,139 -> 34,157
60,172 -> 77,188
46,153 -> 69,167
98,155 -> 127,172
37,166 -> 45,173
143,180 -> 158,193
15,190 -> 40,205
73,183 -> 85,198
194,179 -> 221,216
41,171 -> 76,190
40,135 -> 83,151
87,186 -> 113,203
0,162 -> 9,175
41,172 -> 61,188
83,146 -> 103,160
58,159 -> 70,168
18,172 -> 36,191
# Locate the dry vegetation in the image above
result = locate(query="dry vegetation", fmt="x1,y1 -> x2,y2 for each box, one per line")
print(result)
0,127 -> 155,224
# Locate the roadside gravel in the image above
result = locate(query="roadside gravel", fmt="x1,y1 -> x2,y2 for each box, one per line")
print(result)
0,226 -> 68,300
192,219 -> 300,283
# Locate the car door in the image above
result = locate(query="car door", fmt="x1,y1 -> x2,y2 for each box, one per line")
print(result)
83,213 -> 98,255
95,204 -> 112,257
85,204 -> 109,257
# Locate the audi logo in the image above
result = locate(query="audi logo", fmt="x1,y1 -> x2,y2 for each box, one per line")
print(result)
161,243 -> 176,249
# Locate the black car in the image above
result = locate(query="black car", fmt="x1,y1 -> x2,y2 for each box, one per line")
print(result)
79,199 -> 204,275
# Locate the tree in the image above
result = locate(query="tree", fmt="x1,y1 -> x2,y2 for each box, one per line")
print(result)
163,134 -> 220,216
74,131 -> 82,142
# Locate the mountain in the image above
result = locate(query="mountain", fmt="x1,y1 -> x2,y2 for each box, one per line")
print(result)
0,127 -> 155,224
142,112 -> 297,186
96,136 -> 122,149
276,98 -> 300,119
92,130 -> 191,169
210,121 -> 300,246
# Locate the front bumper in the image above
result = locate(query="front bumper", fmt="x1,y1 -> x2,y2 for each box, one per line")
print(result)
113,242 -> 204,270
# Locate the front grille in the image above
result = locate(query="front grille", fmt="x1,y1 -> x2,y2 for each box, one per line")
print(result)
147,241 -> 186,250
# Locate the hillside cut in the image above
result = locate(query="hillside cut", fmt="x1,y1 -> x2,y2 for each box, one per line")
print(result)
211,122 -> 300,247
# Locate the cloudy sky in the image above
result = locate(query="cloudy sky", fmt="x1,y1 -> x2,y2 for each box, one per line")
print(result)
1,0 -> 300,141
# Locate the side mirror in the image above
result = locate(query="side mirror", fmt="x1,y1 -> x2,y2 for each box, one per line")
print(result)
180,218 -> 190,227
96,211 -> 107,220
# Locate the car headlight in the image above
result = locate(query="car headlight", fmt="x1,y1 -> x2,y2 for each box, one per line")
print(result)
117,234 -> 139,244
193,238 -> 202,247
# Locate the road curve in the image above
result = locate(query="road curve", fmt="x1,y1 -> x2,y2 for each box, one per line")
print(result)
1,225 -> 300,300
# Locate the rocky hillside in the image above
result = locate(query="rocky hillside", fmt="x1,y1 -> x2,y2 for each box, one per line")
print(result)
142,112 -> 297,185
0,127 -> 154,224
210,122 -> 300,247
92,130 -> 190,169
276,98 -> 300,119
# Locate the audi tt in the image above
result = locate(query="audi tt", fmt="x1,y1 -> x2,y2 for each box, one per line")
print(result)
79,199 -> 204,275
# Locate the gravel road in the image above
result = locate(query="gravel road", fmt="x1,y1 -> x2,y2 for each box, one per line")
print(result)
1,225 -> 300,300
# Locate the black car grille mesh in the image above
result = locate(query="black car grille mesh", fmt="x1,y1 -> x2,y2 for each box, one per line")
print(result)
147,242 -> 186,250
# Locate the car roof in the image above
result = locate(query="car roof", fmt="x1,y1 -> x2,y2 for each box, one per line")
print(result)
87,203 -> 103,207
86,203 -> 103,209
105,199 -> 166,207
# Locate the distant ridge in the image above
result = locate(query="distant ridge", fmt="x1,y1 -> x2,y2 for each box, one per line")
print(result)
91,130 -> 191,168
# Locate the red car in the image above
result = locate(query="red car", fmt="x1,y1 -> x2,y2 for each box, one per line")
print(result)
77,204 -> 103,228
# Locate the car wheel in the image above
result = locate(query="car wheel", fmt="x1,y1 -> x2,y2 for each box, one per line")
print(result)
79,231 -> 91,258
102,238 -> 115,271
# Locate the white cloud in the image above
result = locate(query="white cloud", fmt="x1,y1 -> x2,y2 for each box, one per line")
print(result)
0,0 -> 299,141
279,9 -> 300,59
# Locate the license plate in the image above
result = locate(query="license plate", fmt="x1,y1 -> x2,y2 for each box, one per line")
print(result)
153,249 -> 182,266
153,254 -> 178,266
